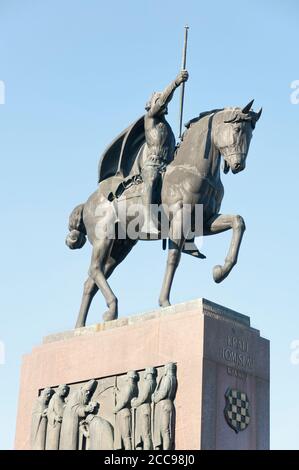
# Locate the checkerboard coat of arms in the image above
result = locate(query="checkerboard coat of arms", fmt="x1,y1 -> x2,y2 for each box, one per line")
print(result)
224,388 -> 250,433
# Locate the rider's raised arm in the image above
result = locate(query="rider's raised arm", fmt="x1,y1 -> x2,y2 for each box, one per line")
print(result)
148,70 -> 188,117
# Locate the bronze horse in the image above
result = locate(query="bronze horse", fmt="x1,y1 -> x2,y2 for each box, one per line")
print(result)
66,101 -> 261,327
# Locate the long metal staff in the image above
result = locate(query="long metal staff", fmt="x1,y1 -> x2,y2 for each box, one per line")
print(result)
178,25 -> 189,140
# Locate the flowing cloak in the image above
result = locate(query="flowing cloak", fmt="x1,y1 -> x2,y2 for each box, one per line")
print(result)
30,399 -> 48,450
59,391 -> 88,450
98,116 -> 145,183
85,414 -> 114,450
45,394 -> 65,450
153,375 -> 177,449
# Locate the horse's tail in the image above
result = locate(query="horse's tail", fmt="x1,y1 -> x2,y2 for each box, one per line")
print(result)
65,203 -> 87,250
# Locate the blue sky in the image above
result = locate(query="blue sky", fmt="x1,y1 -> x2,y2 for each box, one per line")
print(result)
0,0 -> 298,449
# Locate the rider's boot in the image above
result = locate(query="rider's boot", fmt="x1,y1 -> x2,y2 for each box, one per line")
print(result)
182,238 -> 206,259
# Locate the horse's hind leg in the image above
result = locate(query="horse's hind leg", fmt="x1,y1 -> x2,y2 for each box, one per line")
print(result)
75,277 -> 98,328
75,239 -> 137,328
89,239 -> 118,322
104,239 -> 138,279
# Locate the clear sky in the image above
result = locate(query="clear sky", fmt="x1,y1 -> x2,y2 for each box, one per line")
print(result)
0,0 -> 298,450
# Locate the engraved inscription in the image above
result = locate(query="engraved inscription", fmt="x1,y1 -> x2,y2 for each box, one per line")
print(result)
220,333 -> 254,378
226,366 -> 247,380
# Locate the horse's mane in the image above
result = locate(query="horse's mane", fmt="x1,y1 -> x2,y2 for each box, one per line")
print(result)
184,106 -> 245,130
184,109 -> 224,129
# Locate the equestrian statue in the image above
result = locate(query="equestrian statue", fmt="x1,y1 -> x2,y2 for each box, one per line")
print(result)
65,69 -> 262,328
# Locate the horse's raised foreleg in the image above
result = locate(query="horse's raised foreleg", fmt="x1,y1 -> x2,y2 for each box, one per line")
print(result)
204,213 -> 246,283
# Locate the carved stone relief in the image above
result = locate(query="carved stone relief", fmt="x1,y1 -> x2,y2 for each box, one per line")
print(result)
30,363 -> 177,450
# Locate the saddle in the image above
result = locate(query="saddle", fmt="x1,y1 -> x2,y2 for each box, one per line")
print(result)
106,173 -> 206,259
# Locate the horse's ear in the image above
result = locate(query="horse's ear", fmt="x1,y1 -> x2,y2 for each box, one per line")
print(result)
242,99 -> 254,114
253,107 -> 262,122
250,107 -> 262,129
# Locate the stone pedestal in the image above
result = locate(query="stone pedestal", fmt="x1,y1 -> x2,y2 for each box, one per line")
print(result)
15,298 -> 269,450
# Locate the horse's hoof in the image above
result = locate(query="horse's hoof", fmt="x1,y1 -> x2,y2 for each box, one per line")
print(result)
103,300 -> 118,322
159,299 -> 171,308
103,309 -> 118,322
213,265 -> 224,283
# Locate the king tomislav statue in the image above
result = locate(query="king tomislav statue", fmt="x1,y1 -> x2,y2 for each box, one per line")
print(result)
66,69 -> 261,327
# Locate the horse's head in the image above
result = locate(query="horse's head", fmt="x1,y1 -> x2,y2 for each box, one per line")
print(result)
213,100 -> 262,174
